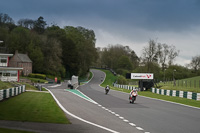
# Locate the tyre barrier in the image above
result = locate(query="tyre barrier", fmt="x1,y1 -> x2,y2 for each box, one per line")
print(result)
0,85 -> 26,101
151,88 -> 200,101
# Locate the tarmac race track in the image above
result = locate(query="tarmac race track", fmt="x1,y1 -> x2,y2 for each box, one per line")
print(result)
44,69 -> 200,133
78,69 -> 200,133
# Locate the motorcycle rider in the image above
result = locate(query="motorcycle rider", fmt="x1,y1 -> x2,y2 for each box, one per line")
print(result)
129,88 -> 138,100
105,85 -> 110,94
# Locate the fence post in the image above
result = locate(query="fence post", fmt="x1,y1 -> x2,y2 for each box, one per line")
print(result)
178,80 -> 179,87
186,80 -> 187,88
182,80 -> 183,87
199,80 -> 200,88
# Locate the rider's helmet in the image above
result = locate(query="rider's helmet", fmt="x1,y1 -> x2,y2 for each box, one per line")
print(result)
133,88 -> 137,92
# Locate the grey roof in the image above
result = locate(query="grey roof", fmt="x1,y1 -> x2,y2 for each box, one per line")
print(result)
17,54 -> 32,63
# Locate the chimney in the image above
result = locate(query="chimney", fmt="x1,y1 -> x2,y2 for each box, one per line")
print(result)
15,50 -> 18,55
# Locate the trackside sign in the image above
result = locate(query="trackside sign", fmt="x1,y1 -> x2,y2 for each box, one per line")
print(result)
131,73 -> 154,79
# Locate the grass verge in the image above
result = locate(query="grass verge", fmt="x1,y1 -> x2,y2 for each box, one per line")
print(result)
139,90 -> 200,108
0,128 -> 34,133
21,77 -> 48,83
0,92 -> 70,124
99,69 -> 117,88
80,72 -> 93,85
0,81 -> 13,90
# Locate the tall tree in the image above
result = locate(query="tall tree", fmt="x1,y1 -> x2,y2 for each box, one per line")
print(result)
7,27 -> 31,53
0,13 -> 16,31
33,16 -> 47,34
64,26 -> 97,77
142,39 -> 158,72
157,43 -> 169,71
18,18 -> 35,29
168,45 -> 179,66
0,13 -> 14,24
190,55 -> 200,72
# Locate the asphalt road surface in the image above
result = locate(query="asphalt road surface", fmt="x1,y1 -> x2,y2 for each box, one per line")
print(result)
43,69 -> 200,133
78,69 -> 200,133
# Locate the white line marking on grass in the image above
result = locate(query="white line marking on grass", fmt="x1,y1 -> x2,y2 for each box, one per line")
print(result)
46,88 -> 120,133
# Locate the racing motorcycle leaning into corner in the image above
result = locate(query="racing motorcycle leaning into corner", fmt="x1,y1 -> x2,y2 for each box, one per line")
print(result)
105,85 -> 110,95
129,89 -> 138,103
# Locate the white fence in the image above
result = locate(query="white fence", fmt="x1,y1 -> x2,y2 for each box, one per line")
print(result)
0,85 -> 26,101
113,83 -> 137,90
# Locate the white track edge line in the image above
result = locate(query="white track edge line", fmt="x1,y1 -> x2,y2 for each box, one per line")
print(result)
45,87 -> 120,133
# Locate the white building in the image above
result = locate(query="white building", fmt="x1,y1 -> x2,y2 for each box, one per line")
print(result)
0,53 -> 23,82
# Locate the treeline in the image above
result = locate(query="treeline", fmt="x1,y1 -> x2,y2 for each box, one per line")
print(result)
1,13 -> 199,81
96,41 -> 200,83
0,13 -> 97,78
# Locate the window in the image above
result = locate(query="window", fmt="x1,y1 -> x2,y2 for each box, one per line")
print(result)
1,59 -> 7,63
3,72 -> 10,76
10,71 -> 17,76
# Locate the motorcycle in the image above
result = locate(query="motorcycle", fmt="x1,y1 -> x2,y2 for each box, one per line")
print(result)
105,86 -> 110,95
129,90 -> 138,104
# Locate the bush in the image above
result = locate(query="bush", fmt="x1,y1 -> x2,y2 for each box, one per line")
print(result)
117,75 -> 128,85
28,73 -> 46,79
46,75 -> 61,81
116,69 -> 129,77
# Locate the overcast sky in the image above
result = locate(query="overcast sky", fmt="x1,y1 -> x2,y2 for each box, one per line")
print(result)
1,0 -> 200,66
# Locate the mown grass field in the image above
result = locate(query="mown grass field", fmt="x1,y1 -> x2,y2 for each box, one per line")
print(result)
99,69 -> 200,108
0,128 -> 34,133
0,92 -> 70,124
158,76 -> 200,93
0,81 -> 13,90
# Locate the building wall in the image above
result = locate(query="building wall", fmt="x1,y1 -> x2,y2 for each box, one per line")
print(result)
9,53 -> 32,76
0,70 -> 18,82
18,62 -> 32,76
9,55 -> 20,67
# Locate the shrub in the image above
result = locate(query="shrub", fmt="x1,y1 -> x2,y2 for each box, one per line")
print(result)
28,73 -> 46,79
117,75 -> 128,85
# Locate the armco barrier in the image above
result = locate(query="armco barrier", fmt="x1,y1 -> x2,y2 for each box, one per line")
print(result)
0,85 -> 25,101
151,88 -> 200,101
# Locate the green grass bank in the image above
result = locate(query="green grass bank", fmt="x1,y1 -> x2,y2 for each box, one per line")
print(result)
0,92 -> 70,124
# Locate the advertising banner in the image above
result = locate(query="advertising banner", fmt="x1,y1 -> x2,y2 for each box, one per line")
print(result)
131,73 -> 154,79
